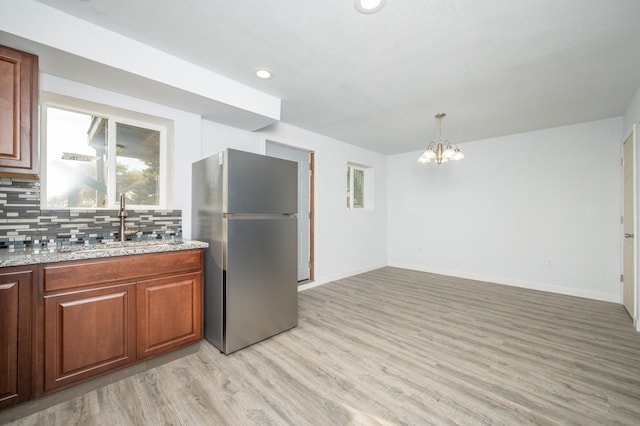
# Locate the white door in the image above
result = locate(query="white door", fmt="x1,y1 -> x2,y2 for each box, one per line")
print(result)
266,142 -> 312,282
623,131 -> 635,321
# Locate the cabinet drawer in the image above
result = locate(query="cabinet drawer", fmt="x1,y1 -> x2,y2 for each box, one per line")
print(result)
43,250 -> 203,292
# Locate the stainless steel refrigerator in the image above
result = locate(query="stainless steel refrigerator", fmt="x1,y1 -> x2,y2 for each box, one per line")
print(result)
192,149 -> 298,354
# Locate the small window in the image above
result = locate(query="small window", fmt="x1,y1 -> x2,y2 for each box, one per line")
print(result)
347,165 -> 365,209
44,105 -> 165,209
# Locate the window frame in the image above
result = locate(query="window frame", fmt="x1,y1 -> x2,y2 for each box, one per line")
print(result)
347,164 -> 366,210
41,99 -> 168,210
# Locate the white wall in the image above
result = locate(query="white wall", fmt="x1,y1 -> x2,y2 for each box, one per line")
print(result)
38,75 -> 629,303
201,119 -> 262,157
623,86 -> 640,137
387,118 -> 623,302
38,75 -> 388,289
199,120 -> 389,287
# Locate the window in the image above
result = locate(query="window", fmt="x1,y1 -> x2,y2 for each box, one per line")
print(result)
347,164 -> 365,209
44,104 -> 166,209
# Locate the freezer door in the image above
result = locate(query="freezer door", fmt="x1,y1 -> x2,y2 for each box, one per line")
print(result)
224,216 -> 298,354
225,149 -> 297,214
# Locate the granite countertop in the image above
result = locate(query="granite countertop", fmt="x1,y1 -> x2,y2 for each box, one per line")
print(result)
0,240 -> 209,268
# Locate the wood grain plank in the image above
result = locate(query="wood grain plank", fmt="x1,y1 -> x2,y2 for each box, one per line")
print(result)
3,267 -> 640,425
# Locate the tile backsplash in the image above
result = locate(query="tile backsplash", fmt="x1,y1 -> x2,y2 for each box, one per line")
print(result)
0,177 -> 182,248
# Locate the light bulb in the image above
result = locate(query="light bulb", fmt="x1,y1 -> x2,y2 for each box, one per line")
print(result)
453,148 -> 465,160
443,146 -> 455,159
360,0 -> 381,9
418,147 -> 437,163
354,0 -> 386,14
255,68 -> 272,79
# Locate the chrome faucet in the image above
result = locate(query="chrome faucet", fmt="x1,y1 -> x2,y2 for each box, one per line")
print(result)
118,192 -> 127,241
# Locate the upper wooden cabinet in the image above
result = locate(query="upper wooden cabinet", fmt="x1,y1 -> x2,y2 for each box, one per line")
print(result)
0,45 -> 39,177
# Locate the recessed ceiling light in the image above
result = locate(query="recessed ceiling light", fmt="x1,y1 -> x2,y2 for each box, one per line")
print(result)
354,0 -> 386,14
255,68 -> 273,80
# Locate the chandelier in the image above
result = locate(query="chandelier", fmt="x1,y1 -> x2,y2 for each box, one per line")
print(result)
417,113 -> 464,164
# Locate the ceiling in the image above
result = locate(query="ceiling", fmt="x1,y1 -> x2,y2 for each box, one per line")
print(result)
29,0 -> 640,154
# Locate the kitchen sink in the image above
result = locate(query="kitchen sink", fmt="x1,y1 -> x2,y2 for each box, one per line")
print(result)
57,239 -> 184,253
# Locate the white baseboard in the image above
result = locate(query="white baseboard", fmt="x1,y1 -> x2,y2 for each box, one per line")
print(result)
298,263 -> 387,292
387,262 -> 620,303
298,262 -> 620,304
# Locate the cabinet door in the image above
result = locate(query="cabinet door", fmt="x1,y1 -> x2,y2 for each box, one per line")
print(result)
0,45 -> 38,176
137,272 -> 202,359
43,283 -> 136,392
0,269 -> 32,409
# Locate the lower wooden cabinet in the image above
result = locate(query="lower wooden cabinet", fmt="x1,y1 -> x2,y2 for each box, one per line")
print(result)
43,283 -> 136,392
0,267 -> 33,409
137,272 -> 203,359
39,249 -> 204,395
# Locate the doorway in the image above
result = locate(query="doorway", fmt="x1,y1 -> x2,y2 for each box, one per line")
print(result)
623,129 -> 635,322
266,142 -> 314,283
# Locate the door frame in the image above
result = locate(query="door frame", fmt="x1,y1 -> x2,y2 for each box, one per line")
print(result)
263,139 -> 315,283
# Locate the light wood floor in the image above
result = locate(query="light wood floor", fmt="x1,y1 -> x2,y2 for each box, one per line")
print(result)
3,267 -> 640,425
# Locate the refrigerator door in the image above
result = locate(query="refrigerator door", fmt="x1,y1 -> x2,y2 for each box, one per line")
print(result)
192,154 -> 224,348
224,215 -> 298,354
225,149 -> 297,215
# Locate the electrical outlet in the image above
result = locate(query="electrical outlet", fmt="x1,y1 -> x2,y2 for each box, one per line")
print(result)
546,258 -> 553,268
